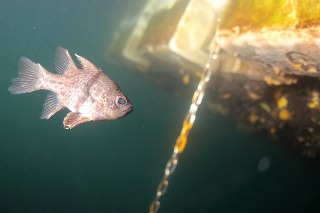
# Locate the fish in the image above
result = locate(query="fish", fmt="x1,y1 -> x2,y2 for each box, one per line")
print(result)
8,46 -> 133,129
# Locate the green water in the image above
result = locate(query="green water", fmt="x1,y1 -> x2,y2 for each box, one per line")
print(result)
1,1 -> 320,212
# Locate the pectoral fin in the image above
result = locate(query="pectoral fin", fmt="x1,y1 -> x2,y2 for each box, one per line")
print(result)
63,112 -> 91,129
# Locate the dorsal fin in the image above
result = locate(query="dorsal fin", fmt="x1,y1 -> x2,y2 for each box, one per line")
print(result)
54,46 -> 79,75
75,53 -> 101,73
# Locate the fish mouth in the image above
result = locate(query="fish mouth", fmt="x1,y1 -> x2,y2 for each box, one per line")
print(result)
126,105 -> 133,114
120,105 -> 133,118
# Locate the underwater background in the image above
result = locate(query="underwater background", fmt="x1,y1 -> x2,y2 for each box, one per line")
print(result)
0,0 -> 320,212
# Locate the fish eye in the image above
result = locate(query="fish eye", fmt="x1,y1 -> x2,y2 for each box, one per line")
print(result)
116,96 -> 126,107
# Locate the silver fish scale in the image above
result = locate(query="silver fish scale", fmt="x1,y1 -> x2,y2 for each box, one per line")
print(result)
63,72 -> 100,113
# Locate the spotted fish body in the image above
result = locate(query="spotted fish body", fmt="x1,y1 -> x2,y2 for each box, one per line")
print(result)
8,46 -> 133,129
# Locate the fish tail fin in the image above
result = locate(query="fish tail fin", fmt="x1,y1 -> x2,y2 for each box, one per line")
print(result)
8,57 -> 45,94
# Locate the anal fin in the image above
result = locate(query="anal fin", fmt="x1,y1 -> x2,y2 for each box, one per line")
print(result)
41,91 -> 64,119
63,112 -> 91,129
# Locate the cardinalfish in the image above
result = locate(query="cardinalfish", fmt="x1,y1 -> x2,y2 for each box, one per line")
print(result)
8,46 -> 133,129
